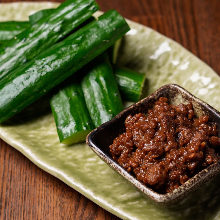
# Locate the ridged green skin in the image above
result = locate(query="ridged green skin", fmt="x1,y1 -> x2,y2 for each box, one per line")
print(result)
29,8 -> 55,25
0,21 -> 29,44
115,67 -> 146,102
0,0 -> 99,80
82,56 -> 124,127
0,10 -> 130,123
51,83 -> 94,144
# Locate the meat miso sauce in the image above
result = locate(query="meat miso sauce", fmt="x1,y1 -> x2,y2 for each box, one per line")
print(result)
109,97 -> 220,193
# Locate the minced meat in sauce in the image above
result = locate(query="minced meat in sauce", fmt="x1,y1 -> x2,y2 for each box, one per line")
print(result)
109,97 -> 220,193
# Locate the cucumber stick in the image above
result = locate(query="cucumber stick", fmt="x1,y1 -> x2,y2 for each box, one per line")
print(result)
82,55 -> 123,127
0,0 -> 99,80
0,21 -> 29,44
0,10 -> 130,123
51,83 -> 94,144
115,67 -> 146,102
0,7 -> 87,46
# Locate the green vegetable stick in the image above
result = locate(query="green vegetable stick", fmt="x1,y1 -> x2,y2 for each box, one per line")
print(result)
82,55 -> 124,127
0,0 -> 99,80
115,67 -> 146,102
51,82 -> 94,145
0,10 -> 130,123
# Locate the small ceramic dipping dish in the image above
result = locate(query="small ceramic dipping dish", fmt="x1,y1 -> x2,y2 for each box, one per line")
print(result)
87,84 -> 220,208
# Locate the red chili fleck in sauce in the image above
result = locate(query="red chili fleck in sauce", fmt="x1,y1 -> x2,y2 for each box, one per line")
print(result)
109,97 -> 220,193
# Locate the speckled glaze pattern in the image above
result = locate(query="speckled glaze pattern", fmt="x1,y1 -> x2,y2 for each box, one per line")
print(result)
0,3 -> 220,220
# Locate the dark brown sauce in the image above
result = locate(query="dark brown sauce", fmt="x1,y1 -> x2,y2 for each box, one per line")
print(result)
109,97 -> 220,193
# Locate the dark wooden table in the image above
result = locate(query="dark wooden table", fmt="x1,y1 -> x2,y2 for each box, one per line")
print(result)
0,0 -> 219,219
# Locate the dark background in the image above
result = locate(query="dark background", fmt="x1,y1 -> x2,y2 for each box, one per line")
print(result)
0,0 -> 220,219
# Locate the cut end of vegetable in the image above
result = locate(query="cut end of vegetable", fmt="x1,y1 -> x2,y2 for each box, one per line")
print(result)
61,130 -> 91,145
109,38 -> 122,64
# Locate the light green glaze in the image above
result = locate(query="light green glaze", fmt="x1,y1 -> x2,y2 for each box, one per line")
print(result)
0,3 -> 220,220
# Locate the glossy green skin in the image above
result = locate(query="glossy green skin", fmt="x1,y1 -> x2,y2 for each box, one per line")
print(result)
0,10 -> 130,123
0,21 -> 29,44
0,7 -> 86,46
82,56 -> 124,127
115,67 -> 146,102
29,8 -> 55,25
0,9 -> 54,45
0,0 -> 99,80
51,83 -> 94,145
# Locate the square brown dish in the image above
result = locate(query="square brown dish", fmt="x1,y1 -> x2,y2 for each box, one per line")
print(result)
86,84 -> 220,207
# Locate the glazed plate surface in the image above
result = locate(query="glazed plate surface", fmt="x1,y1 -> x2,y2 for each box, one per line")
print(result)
0,3 -> 220,220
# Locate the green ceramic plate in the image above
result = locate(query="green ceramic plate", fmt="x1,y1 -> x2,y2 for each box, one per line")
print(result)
0,3 -> 220,220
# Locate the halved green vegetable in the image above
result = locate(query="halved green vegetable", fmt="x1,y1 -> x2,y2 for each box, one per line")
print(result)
0,21 -> 29,44
0,10 -> 130,123
51,83 -> 94,145
0,0 -> 99,80
115,67 -> 146,102
82,55 -> 124,127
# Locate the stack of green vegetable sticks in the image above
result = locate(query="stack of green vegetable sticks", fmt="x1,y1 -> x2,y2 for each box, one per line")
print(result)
0,0 -> 146,145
